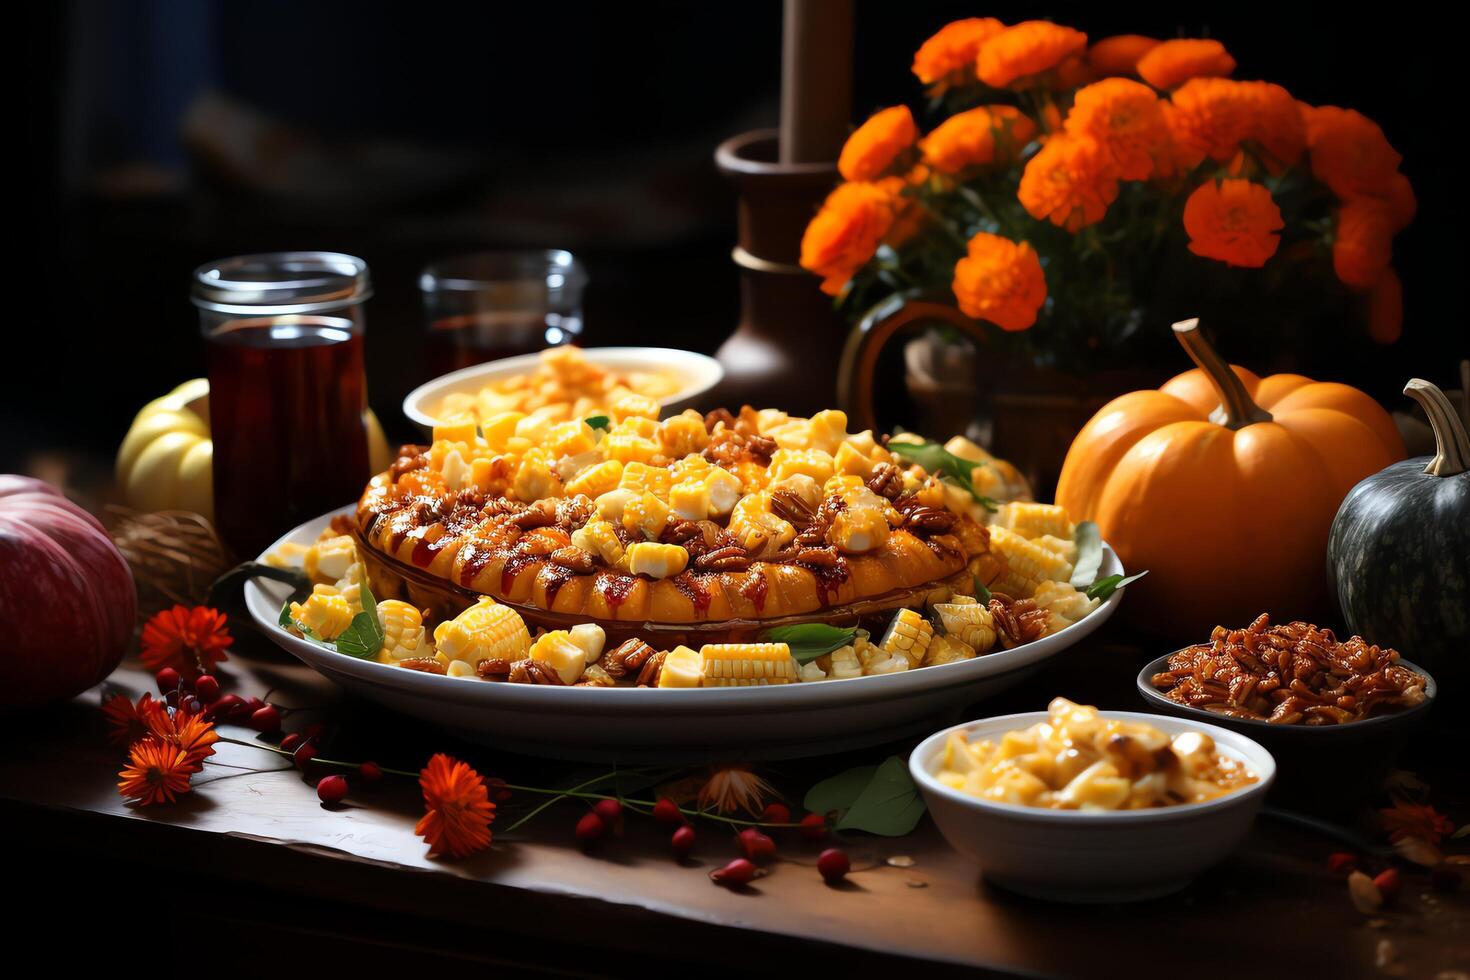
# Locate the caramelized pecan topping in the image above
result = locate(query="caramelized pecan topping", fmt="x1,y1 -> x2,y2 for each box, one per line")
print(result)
693,545 -> 752,572
549,546 -> 595,573
704,407 -> 738,433
602,638 -> 658,678
988,594 -> 1048,649
770,488 -> 816,527
866,462 -> 904,501
475,657 -> 513,678
901,504 -> 957,533
508,659 -> 565,684
635,649 -> 669,687
397,657 -> 448,675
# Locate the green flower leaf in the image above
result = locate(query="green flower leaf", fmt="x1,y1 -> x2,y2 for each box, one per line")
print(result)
834,756 -> 927,837
1069,520 -> 1103,588
333,582 -> 385,659
584,414 -> 611,432
759,623 -> 857,664
804,765 -> 880,819
886,436 -> 999,510
1086,570 -> 1148,601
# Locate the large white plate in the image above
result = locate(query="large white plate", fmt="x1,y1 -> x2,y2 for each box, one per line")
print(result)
246,510 -> 1127,762
402,346 -> 724,434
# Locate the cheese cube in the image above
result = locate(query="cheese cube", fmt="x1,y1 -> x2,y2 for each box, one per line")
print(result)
657,646 -> 702,688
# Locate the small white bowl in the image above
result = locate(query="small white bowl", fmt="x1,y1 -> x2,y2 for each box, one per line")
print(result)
403,346 -> 724,434
909,710 -> 1275,903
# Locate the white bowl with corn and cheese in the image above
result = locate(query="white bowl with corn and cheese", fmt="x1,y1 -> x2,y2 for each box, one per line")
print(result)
908,704 -> 1275,903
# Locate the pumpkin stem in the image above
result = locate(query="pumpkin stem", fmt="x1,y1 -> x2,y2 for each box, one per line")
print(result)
1404,378 -> 1470,477
1172,319 -> 1272,430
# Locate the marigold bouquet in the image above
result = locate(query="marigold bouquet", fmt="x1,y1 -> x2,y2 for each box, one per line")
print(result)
800,20 -> 1414,370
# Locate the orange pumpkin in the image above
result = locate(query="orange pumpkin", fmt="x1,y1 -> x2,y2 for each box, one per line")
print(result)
1056,319 -> 1404,638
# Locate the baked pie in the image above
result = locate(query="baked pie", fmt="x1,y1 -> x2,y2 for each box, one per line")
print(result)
355,402 -> 1015,632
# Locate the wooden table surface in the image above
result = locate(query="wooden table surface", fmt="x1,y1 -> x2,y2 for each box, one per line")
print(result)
6,627 -> 1467,978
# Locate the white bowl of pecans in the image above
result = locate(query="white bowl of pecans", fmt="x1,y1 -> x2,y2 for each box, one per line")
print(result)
909,705 -> 1275,903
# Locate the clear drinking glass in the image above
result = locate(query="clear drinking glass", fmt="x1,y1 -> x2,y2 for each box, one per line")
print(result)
419,249 -> 586,377
193,252 -> 373,558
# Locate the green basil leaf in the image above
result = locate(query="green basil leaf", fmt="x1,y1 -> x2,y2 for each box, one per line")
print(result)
804,765 -> 879,819
972,575 -> 992,602
584,414 -> 611,432
887,436 -> 999,510
334,582 -> 385,659
759,623 -> 857,664
278,600 -> 294,629
1086,570 -> 1148,601
1069,521 -> 1103,588
834,756 -> 927,837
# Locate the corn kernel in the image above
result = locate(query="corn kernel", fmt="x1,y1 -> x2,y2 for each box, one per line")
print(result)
934,601 -> 997,652
622,491 -> 670,540
624,541 -> 689,579
769,448 -> 835,486
376,599 -> 426,660
805,409 -> 849,454
569,623 -> 606,663
669,479 -> 712,521
619,461 -> 672,501
658,646 -> 702,688
545,419 -> 597,458
571,520 -> 625,566
603,430 -> 659,464
698,642 -> 798,686
290,585 -> 355,641
304,535 -> 356,584
480,412 -> 525,452
611,393 -> 661,423
433,421 -> 478,445
658,410 -> 710,457
512,449 -> 563,502
432,597 -> 531,664
878,608 -> 935,667
565,459 -> 624,499
704,467 -> 743,517
446,659 -> 477,678
529,630 -> 589,684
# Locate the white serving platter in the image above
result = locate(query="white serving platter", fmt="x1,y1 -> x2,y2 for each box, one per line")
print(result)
245,509 -> 1128,763
402,346 -> 724,434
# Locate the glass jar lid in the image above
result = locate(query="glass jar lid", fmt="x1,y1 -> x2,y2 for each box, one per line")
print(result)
191,252 -> 373,314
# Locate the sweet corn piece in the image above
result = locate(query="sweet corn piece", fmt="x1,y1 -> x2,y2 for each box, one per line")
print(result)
669,479 -> 712,521
433,421 -> 478,445
989,526 -> 1074,598
439,449 -> 471,491
769,448 -> 835,486
658,410 -> 710,457
446,659 -> 477,678
624,541 -> 689,579
798,661 -> 827,682
833,441 -> 874,479
619,461 -> 672,501
545,419 -> 598,458
480,411 -> 526,452
657,646 -> 702,688
571,520 -> 626,566
264,541 -> 309,569
825,645 -> 863,679
1001,502 -> 1075,541
878,608 -> 934,667
934,601 -> 997,653
698,643 -> 798,686
1034,534 -> 1079,565
827,494 -> 891,553
593,487 -> 639,525
603,429 -> 659,464
804,409 -> 849,454
375,599 -> 427,660
290,585 -> 355,641
432,597 -> 531,664
671,453 -> 713,484
513,449 -> 563,502
529,630 -> 589,684
1033,581 -> 1099,634
923,634 -> 978,667
304,535 -> 356,584
704,467 -> 744,517
565,459 -> 624,499
569,623 -> 606,663
514,406 -> 562,445
622,491 -> 670,540
579,662 -> 617,687
729,491 -> 794,554
864,653 -> 911,675
610,392 -> 661,423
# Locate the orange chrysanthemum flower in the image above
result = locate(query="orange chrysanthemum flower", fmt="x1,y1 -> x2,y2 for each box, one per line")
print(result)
1368,268 -> 1403,345
167,711 -> 220,772
697,764 -> 778,816
912,17 -> 1006,85
1303,105 -> 1403,200
952,233 -> 1047,332
102,692 -> 167,747
1087,35 -> 1159,77
800,181 -> 896,296
838,106 -> 917,182
919,105 -> 1036,174
1018,134 -> 1119,231
1237,81 -> 1306,174
1379,798 -> 1455,845
1183,179 -> 1284,268
1333,197 -> 1394,289
1065,78 -> 1170,181
1166,79 -> 1306,175
118,739 -> 194,806
1136,38 -> 1236,90
140,605 -> 233,678
977,21 -> 1087,88
416,753 -> 495,858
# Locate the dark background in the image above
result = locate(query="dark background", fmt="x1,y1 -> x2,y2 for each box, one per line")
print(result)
14,1 -> 1468,475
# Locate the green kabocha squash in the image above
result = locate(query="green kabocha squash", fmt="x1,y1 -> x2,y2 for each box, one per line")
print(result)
1327,378 -> 1469,680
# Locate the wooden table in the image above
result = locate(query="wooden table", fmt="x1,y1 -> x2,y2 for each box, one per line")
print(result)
6,628 -> 1466,977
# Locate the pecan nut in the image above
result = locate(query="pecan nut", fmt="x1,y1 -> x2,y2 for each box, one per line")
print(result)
397,657 -> 448,675
549,546 -> 595,573
866,463 -> 904,501
988,594 -> 1048,649
694,545 -> 751,572
508,659 -> 565,684
635,649 -> 669,687
476,657 -> 513,678
602,638 -> 657,678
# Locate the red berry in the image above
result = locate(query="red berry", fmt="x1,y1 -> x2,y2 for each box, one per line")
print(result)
652,798 -> 684,825
1373,868 -> 1402,904
1431,868 -> 1461,892
206,693 -> 243,719
293,741 -> 318,769
280,733 -> 302,753
244,696 -> 266,713
359,761 -> 383,783
799,813 -> 827,841
248,704 -> 281,733
155,667 -> 181,694
593,798 -> 623,824
576,811 -> 606,842
194,675 -> 220,703
1326,852 -> 1358,875
761,802 -> 792,824
817,848 -> 851,883
710,858 -> 760,886
303,722 -> 324,739
671,825 -> 695,858
737,828 -> 776,861
316,774 -> 348,804
180,696 -> 203,715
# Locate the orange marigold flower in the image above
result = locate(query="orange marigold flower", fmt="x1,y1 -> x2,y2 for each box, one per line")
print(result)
1052,56 -> 1093,89
1183,179 -> 1284,268
1238,81 -> 1306,173
838,106 -> 917,182
875,175 -> 925,247
140,605 -> 233,678
1165,78 -> 1251,169
1368,268 -> 1403,345
416,753 -> 495,858
1333,197 -> 1394,289
1018,134 -> 1119,231
1087,35 -> 1159,77
800,181 -> 895,296
1384,173 -> 1417,232
1303,105 -> 1403,199
1379,798 -> 1455,845
102,692 -> 167,747
1065,78 -> 1170,181
952,233 -> 1047,332
118,739 -> 194,806
698,764 -> 778,816
913,17 -> 1006,85
920,105 -> 1037,174
1136,38 -> 1236,90
977,21 -> 1087,88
